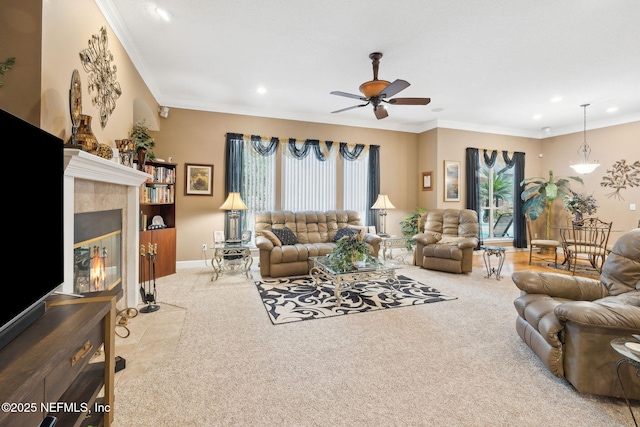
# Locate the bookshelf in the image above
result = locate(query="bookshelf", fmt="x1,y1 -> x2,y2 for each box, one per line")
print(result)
137,160 -> 177,279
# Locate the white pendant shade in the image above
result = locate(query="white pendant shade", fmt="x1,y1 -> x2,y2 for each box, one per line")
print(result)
570,163 -> 601,174
570,104 -> 599,175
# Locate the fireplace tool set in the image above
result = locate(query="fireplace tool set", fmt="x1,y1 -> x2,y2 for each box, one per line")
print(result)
139,242 -> 160,313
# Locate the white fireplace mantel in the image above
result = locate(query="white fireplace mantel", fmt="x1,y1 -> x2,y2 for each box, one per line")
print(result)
63,149 -> 151,308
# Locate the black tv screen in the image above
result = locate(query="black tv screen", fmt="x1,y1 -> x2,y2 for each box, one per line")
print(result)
0,109 -> 64,349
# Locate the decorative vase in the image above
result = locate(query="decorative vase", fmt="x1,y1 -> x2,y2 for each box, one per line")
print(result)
75,114 -> 99,154
574,211 -> 584,225
136,147 -> 147,171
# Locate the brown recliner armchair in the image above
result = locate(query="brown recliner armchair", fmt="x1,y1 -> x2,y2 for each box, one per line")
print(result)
512,228 -> 640,399
412,209 -> 479,273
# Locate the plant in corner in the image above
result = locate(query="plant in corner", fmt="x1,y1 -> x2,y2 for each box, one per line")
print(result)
400,207 -> 426,250
521,170 -> 583,239
130,120 -> 156,169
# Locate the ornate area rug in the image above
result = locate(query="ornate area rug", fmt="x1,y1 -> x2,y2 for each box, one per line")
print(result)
544,262 -> 600,277
255,275 -> 457,324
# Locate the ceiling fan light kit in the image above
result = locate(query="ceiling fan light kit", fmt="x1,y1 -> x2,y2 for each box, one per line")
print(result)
330,52 -> 431,120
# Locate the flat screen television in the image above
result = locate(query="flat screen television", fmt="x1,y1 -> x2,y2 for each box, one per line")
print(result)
0,108 -> 64,350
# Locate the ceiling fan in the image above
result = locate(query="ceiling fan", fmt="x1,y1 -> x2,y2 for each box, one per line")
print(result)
330,52 -> 431,120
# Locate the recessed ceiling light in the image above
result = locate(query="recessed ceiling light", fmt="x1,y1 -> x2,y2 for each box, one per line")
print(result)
156,8 -> 171,21
256,87 -> 267,94
606,107 -> 618,113
550,96 -> 563,103
532,114 -> 543,120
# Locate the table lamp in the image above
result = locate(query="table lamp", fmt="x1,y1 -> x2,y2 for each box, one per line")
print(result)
219,192 -> 248,243
371,194 -> 395,236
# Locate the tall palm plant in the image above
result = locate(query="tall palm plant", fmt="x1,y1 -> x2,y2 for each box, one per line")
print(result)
521,170 -> 583,239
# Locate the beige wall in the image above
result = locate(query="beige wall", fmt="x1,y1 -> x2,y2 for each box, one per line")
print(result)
0,0 -> 42,124
423,128 -> 542,210
40,0 -> 159,144
26,0 -> 640,264
152,109 -> 417,262
541,121 -> 640,242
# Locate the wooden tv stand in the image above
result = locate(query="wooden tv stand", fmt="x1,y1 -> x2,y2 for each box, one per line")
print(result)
0,285 -> 121,427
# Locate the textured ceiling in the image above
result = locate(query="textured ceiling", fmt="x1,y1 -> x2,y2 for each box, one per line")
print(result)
97,0 -> 640,137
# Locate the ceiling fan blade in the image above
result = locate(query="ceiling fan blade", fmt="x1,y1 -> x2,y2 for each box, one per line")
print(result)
374,105 -> 388,120
331,103 -> 369,114
387,97 -> 431,105
330,91 -> 368,101
378,79 -> 409,98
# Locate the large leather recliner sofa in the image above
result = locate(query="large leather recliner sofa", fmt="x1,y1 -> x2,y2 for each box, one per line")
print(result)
412,209 -> 479,273
512,228 -> 640,399
254,210 -> 381,278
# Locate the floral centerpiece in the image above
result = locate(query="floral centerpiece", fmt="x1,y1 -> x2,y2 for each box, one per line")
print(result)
564,192 -> 598,222
325,234 -> 380,272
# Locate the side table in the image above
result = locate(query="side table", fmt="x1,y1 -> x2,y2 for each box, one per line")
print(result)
481,245 -> 506,280
211,243 -> 253,281
611,336 -> 640,427
380,236 -> 412,264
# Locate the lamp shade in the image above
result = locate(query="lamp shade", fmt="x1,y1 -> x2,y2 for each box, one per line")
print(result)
569,104 -> 600,175
371,194 -> 395,210
570,163 -> 600,174
219,192 -> 248,211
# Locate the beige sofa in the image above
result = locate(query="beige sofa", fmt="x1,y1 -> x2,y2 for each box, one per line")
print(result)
412,209 -> 479,273
512,228 -> 640,399
254,210 -> 381,278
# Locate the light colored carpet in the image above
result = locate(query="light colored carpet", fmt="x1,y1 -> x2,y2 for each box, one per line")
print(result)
111,258 -> 637,427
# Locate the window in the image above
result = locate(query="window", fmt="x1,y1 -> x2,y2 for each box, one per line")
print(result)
281,142 -> 337,211
479,155 -> 514,239
342,149 -> 369,221
241,141 -> 276,241
236,137 -> 375,240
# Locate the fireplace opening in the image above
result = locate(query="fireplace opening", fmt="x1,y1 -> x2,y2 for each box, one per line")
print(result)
74,210 -> 122,294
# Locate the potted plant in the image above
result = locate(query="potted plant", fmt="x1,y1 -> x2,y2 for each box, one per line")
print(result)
130,120 -> 156,169
521,170 -> 583,239
400,207 -> 426,250
325,234 -> 380,272
564,192 -> 597,223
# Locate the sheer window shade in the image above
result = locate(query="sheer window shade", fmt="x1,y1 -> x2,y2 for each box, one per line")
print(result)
343,149 -> 369,221
282,141 -> 337,211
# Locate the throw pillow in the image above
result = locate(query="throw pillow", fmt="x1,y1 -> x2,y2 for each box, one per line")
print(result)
332,227 -> 358,242
347,225 -> 368,238
260,230 -> 282,247
272,227 -> 299,245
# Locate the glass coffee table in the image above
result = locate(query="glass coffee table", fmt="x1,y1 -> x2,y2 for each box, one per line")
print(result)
309,256 -> 402,306
610,336 -> 640,427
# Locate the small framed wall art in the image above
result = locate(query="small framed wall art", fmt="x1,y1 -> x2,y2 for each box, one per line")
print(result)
443,160 -> 461,202
185,163 -> 213,196
213,230 -> 225,243
421,171 -> 433,191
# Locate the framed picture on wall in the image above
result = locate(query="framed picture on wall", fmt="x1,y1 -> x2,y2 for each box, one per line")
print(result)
421,171 -> 433,191
444,160 -> 460,201
185,163 -> 213,196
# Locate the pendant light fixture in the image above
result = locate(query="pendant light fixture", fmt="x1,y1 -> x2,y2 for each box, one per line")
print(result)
570,104 -> 600,174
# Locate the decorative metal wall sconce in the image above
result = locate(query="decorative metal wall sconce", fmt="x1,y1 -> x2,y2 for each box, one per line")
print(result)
79,27 -> 122,129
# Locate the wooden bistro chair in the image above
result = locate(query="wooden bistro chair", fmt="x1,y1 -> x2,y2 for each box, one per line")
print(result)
526,217 -> 560,267
564,218 -> 612,275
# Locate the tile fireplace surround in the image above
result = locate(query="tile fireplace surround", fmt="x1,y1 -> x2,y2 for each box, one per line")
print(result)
63,149 -> 150,308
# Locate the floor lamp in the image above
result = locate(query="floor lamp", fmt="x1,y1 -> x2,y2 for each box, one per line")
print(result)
219,192 -> 248,243
371,194 -> 395,237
